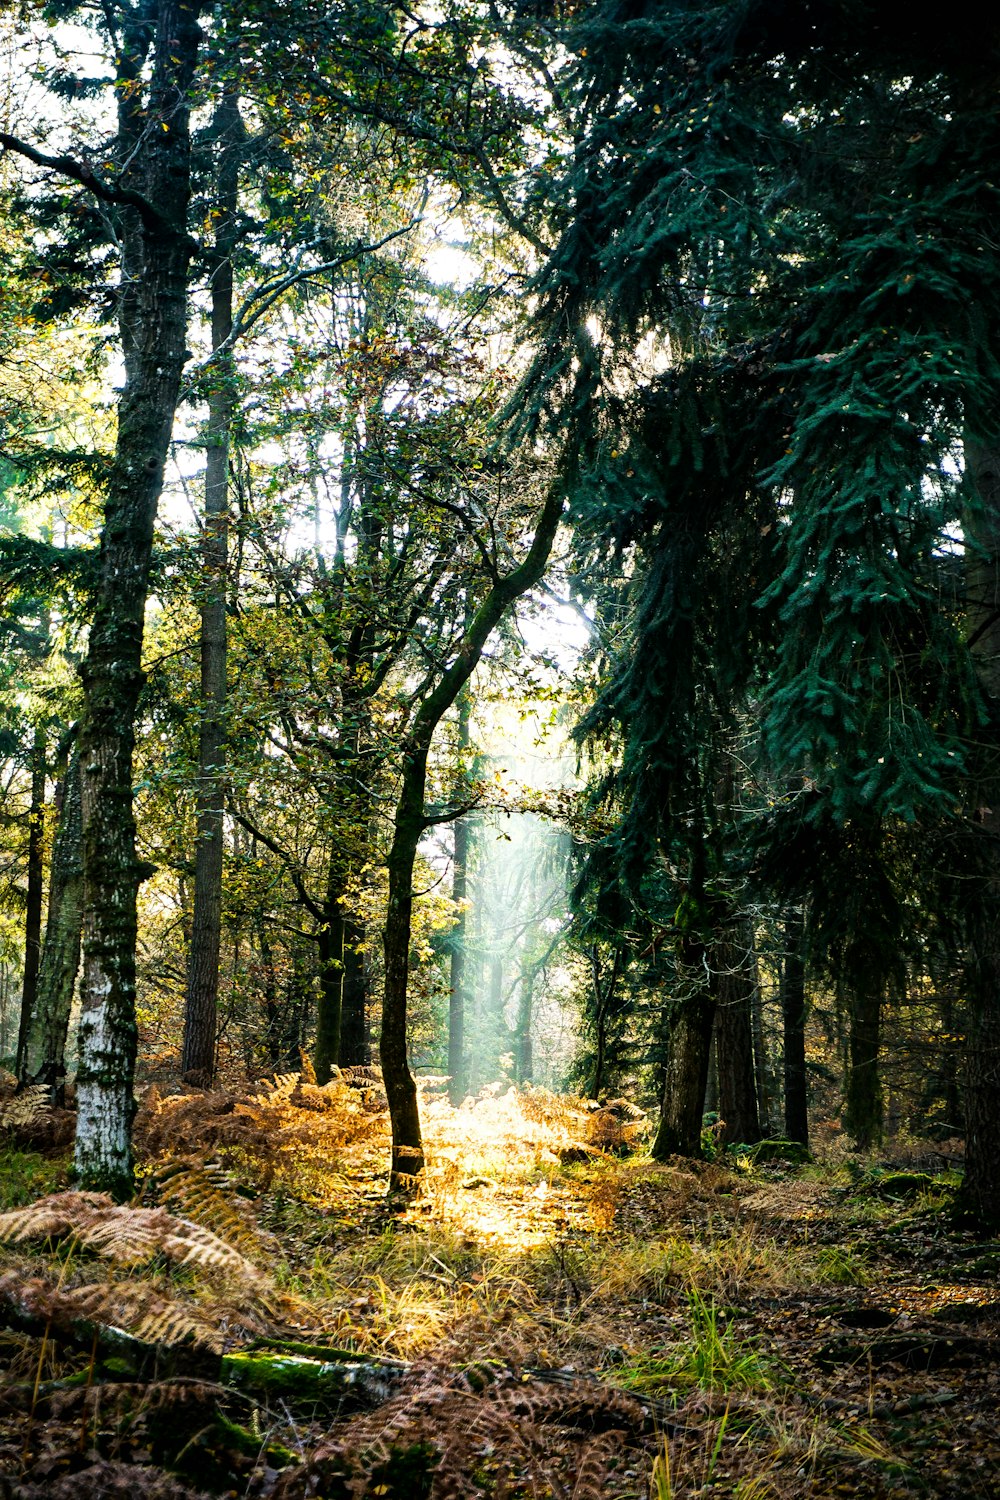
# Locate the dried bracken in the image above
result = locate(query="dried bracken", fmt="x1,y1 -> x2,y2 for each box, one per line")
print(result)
134,1073 -> 387,1196
0,1191 -> 261,1279
273,1362 -> 657,1500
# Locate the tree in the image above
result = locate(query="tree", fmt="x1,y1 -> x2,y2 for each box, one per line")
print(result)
381,478 -> 563,1191
515,0 -> 1000,1181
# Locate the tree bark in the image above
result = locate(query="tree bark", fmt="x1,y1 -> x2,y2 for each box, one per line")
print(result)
74,1 -> 200,1197
181,90 -> 242,1087
780,907 -> 809,1148
651,936 -> 716,1160
715,929 -> 763,1145
842,974 -> 884,1149
960,438 -> 1000,1224
380,483 -> 563,1192
28,744 -> 83,1101
15,726 -> 46,1084
651,990 -> 715,1158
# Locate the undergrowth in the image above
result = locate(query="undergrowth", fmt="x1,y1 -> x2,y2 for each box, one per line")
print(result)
0,1080 -> 982,1498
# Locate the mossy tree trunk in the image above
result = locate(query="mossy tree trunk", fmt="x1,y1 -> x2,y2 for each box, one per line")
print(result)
380,485 -> 563,1193
181,90 -> 242,1087
73,1 -> 201,1197
28,743 -> 83,1101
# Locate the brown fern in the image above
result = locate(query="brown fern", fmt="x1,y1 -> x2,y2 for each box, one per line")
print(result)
274,1361 -> 659,1500
0,1191 -> 263,1280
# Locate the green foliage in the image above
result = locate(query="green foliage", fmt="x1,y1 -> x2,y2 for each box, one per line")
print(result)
618,1285 -> 780,1394
0,1145 -> 69,1210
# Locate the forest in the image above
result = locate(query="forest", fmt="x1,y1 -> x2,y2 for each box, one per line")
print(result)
0,1 -> 998,1495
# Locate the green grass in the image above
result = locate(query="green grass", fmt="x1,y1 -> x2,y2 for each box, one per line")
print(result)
617,1286 -> 781,1395
0,1144 -> 69,1209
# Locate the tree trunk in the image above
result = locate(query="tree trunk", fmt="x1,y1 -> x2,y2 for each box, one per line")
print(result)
181,91 -> 241,1088
448,810 -> 470,1103
715,930 -> 763,1145
447,689 -> 473,1104
381,754 -> 427,1191
750,947 -> 772,1133
257,920 -> 282,1068
15,726 -> 46,1084
961,438 -> 1000,1224
28,744 -> 83,1101
314,859 -> 345,1084
340,918 -> 369,1066
781,907 -> 809,1147
379,483 -> 563,1193
651,938 -> 716,1159
513,967 -> 533,1084
589,943 -> 623,1100
842,976 -> 883,1149
74,2 -> 200,1197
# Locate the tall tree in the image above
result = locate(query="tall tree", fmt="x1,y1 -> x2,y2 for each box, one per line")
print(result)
3,0 -> 202,1191
180,89 -> 243,1086
516,0 -> 1000,1178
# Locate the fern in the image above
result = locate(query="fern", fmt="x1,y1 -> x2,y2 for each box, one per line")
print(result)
0,1191 -> 263,1279
145,1159 -> 267,1263
0,1079 -> 52,1135
276,1361 -> 658,1500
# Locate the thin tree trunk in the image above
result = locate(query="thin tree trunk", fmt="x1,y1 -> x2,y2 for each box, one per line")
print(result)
514,966 -> 533,1084
750,947 -> 772,1133
715,930 -> 763,1145
340,918 -> 369,1066
382,755 -> 427,1190
28,745 -> 83,1101
589,944 -> 623,1100
780,908 -> 809,1147
448,811 -> 470,1103
314,859 -> 345,1083
704,1021 -> 719,1116
380,483 -> 563,1193
15,726 -> 46,1083
74,2 -> 200,1197
448,689 -> 473,1104
181,90 -> 241,1087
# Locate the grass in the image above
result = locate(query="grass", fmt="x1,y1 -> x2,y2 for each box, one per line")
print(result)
0,1144 -> 69,1209
618,1286 -> 781,1396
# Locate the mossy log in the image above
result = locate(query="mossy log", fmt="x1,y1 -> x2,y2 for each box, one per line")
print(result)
221,1349 -> 406,1408
0,1281 -> 405,1407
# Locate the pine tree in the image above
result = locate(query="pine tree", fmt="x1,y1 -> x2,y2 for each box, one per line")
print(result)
517,1 -> 1000,1184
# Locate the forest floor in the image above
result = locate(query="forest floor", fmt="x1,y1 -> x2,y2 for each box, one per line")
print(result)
0,1076 -> 996,1499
